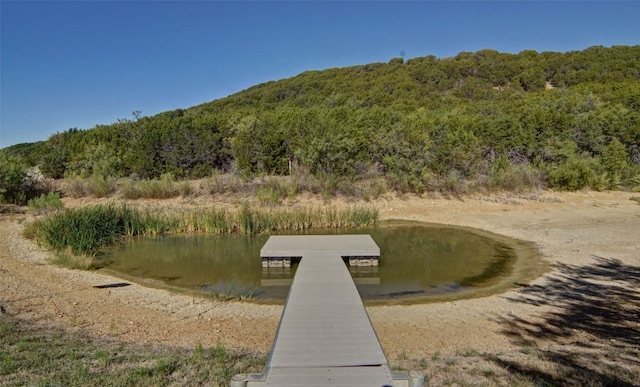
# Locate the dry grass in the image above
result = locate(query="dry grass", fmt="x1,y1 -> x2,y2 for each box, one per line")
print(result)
0,313 -> 266,386
386,257 -> 640,386
392,341 -> 640,387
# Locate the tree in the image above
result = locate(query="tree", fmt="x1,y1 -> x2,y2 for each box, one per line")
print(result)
0,154 -> 42,204
602,137 -> 629,176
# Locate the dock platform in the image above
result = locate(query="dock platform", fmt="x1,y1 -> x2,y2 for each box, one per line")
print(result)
232,235 -> 423,387
260,235 -> 380,268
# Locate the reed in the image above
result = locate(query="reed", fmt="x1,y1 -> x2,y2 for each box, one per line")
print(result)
29,205 -> 125,256
177,207 -> 233,234
27,204 -> 379,257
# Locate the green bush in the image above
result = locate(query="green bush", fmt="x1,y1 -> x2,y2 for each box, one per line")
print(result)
64,178 -> 89,198
178,181 -> 193,197
602,138 -> 629,176
87,176 -> 116,198
546,157 -> 598,191
138,174 -> 179,199
118,174 -> 179,199
487,164 -> 543,191
0,154 -> 45,205
8,46 -> 638,196
117,178 -> 139,199
27,192 -> 63,213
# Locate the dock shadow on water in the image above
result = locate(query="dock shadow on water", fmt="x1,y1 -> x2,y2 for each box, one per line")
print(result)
493,256 -> 640,386
100,220 -> 543,304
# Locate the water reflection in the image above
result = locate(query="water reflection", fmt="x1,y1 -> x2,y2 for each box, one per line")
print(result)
102,220 -> 526,303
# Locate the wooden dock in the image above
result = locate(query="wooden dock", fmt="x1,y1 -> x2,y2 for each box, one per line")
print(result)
232,235 -> 422,387
260,235 -> 381,268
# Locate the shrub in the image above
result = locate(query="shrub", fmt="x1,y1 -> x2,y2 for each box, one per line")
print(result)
178,181 -> 193,197
442,171 -> 466,194
256,178 -> 290,206
118,174 -> 179,199
201,173 -> 226,195
87,176 -> 116,198
28,192 -> 64,213
201,172 -> 252,195
0,155 -> 45,205
602,138 -> 629,176
118,178 -> 140,199
486,164 -> 543,191
546,157 -> 597,191
64,178 -> 89,198
141,173 -> 179,199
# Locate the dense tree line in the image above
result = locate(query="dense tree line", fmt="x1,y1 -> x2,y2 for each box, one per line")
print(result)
3,45 -> 640,192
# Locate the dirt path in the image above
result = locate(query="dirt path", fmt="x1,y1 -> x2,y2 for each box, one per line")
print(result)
1,191 -> 639,361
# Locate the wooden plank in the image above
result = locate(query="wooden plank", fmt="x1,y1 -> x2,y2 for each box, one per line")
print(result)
260,235 -> 380,259
267,251 -> 388,369
235,235 -> 420,386
266,366 -> 394,387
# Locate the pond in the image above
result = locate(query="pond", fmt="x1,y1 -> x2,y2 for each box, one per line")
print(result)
100,220 -> 542,304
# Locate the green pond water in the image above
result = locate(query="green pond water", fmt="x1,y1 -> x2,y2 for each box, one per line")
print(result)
100,220 -> 539,304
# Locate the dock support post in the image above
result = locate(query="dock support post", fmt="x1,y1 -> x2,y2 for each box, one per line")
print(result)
230,374 -> 247,387
409,371 -> 425,387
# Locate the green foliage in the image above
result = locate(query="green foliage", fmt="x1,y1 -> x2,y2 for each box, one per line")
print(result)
1,141 -> 46,166
39,130 -> 76,178
27,192 -> 63,213
66,143 -> 121,178
256,179 -> 289,206
0,153 -> 46,205
297,133 -> 364,176
28,205 -> 141,256
230,115 -> 288,175
119,174 -> 179,199
486,163 -> 543,191
546,156 -> 598,191
88,176 -> 117,198
7,45 -> 640,193
430,116 -> 483,177
27,204 -> 379,257
0,155 -> 29,204
602,137 -> 629,176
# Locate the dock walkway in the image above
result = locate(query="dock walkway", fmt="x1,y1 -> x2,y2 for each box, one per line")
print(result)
231,235 -> 422,387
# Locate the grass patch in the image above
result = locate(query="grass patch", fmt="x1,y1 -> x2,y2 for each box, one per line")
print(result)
520,345 -> 535,355
50,253 -> 96,270
0,314 -> 266,386
211,280 -> 261,301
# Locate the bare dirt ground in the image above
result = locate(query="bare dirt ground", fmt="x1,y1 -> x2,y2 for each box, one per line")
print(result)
1,190 -> 639,383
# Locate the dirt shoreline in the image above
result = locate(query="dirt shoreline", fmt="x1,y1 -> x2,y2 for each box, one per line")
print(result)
1,191 -> 639,362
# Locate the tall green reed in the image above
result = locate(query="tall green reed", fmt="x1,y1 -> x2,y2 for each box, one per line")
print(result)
28,204 -> 379,257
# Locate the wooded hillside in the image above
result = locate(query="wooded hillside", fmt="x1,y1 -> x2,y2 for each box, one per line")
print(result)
4,45 -> 640,193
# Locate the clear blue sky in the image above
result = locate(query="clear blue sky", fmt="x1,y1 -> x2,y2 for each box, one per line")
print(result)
1,1 -> 639,148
